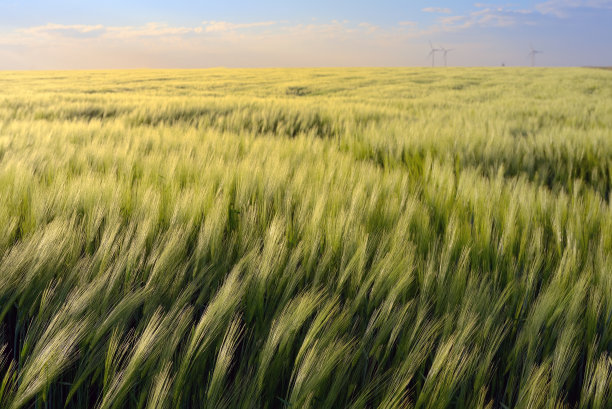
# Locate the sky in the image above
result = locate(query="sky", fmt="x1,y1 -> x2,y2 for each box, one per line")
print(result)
0,1 -> 611,69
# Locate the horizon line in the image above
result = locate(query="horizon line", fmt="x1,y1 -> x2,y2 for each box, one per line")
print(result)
1,65 -> 606,72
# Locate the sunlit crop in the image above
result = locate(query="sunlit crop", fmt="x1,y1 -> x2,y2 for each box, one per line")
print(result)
0,68 -> 611,408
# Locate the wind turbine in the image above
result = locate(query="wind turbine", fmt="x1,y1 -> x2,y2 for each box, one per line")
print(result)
428,41 -> 441,67
440,47 -> 454,67
528,44 -> 543,67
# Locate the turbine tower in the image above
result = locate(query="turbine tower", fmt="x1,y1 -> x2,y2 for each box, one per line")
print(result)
428,41 -> 441,67
528,44 -> 543,67
440,47 -> 454,67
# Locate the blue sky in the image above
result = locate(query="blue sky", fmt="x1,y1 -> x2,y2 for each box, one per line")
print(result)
0,1 -> 611,69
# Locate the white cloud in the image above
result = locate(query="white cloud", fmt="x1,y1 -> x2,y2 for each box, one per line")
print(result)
3,3 -> 610,69
201,21 -> 277,33
1,19 -> 434,69
358,22 -> 379,33
536,0 -> 612,18
20,23 -> 105,37
16,21 -> 279,40
105,23 -> 199,39
422,7 -> 452,13
1,19 -> 421,69
430,5 -> 535,32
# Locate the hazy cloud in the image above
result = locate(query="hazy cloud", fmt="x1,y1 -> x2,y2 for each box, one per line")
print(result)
536,0 -> 612,18
20,23 -> 106,37
358,22 -> 379,33
17,20 -> 280,40
2,3 -> 611,69
1,19 -> 423,69
106,23 -> 200,38
422,7 -> 452,13
432,5 -> 535,31
201,21 -> 277,33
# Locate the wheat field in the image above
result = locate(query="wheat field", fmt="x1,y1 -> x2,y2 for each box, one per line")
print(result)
0,68 -> 611,408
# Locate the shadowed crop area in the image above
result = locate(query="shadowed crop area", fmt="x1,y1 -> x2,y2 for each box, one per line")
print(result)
0,68 -> 611,409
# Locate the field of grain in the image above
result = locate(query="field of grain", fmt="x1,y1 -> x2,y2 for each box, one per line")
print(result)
0,68 -> 611,408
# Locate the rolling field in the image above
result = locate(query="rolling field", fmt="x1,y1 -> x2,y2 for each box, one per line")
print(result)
0,67 -> 611,408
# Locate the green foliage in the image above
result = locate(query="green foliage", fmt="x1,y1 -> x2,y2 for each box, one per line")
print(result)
0,67 -> 611,408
